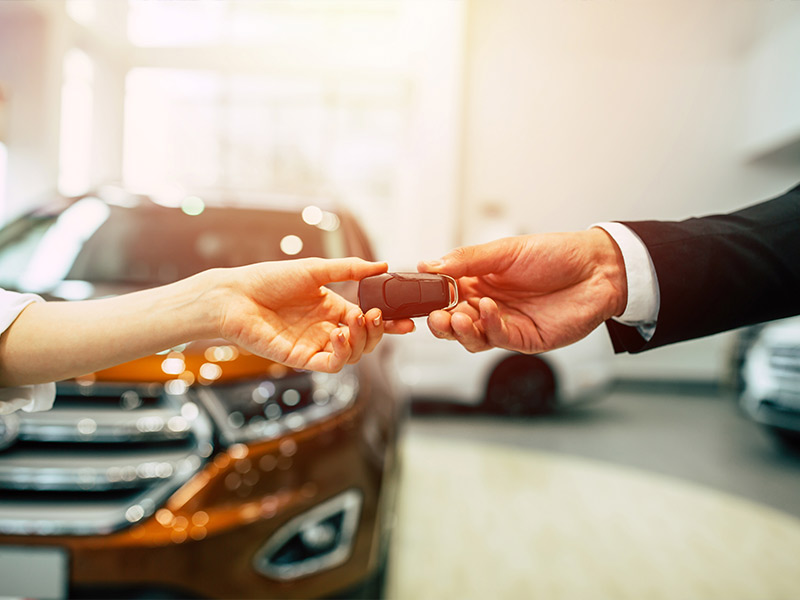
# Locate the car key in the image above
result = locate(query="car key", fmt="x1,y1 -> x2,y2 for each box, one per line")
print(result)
358,272 -> 459,320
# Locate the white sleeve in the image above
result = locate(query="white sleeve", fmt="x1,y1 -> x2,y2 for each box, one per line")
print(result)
0,289 -> 56,415
592,222 -> 660,341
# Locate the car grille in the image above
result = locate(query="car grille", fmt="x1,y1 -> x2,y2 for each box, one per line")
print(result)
769,347 -> 800,373
0,381 -> 213,536
766,346 -> 800,408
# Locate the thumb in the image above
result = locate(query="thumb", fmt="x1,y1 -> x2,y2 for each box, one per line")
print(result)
418,238 -> 517,278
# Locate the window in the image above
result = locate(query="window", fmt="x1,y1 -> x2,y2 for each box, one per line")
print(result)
119,0 -> 463,261
58,48 -> 94,197
123,69 -> 405,203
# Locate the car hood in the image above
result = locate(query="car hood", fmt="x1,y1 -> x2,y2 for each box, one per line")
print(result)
89,339 -> 286,384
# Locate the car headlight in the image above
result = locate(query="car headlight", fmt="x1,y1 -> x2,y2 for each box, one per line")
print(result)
743,342 -> 775,396
194,366 -> 359,444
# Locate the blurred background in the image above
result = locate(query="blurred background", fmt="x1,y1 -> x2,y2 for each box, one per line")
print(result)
1,1 -> 799,599
2,0 -> 800,380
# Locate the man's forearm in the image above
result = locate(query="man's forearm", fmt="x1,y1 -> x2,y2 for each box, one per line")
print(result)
0,270 -> 225,387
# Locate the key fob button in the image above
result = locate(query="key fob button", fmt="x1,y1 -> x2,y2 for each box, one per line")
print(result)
384,277 -> 420,308
419,278 -> 446,303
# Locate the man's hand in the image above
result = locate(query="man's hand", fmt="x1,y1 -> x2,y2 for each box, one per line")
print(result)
418,229 -> 627,354
217,257 -> 415,372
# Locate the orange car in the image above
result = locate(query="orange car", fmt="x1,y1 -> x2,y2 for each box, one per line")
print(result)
0,189 -> 405,599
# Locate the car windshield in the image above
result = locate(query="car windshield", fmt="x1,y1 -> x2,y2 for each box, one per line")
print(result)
0,196 -> 347,292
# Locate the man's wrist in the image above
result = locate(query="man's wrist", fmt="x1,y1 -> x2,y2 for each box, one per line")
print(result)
591,222 -> 660,343
587,228 -> 628,319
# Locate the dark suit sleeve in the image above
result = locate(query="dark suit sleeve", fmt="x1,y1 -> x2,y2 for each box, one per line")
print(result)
606,182 -> 800,353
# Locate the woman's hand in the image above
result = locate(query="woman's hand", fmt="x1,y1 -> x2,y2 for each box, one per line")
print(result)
216,257 -> 415,372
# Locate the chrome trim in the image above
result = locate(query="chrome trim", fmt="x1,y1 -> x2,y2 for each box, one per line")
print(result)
0,449 -> 200,491
0,472 -> 197,536
0,382 -> 214,536
0,413 -> 20,452
252,489 -> 363,581
442,274 -> 459,310
17,408 -> 194,443
197,366 -> 359,445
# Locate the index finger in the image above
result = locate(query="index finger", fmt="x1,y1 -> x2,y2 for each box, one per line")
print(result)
306,257 -> 389,286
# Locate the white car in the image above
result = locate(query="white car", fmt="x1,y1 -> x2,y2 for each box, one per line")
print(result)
740,316 -> 800,438
391,324 -> 614,415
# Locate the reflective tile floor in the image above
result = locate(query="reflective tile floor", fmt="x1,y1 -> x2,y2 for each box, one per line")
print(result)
386,386 -> 800,600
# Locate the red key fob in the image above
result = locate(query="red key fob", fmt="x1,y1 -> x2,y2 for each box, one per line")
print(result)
358,273 -> 459,319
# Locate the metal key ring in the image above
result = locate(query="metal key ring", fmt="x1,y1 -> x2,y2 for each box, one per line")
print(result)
441,274 -> 459,310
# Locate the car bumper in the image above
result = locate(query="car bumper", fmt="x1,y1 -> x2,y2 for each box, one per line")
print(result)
750,402 -> 800,433
0,403 -> 398,600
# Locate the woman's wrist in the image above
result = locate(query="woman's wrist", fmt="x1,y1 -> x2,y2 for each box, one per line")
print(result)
180,268 -> 232,342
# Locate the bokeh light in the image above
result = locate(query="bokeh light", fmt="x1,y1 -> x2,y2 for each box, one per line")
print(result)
279,234 -> 304,255
302,205 -> 323,225
180,195 -> 205,216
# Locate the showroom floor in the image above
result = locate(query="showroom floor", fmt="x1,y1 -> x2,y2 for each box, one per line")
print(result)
385,385 -> 800,600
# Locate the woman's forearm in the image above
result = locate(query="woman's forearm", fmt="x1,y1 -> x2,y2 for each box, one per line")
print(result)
0,257 -> 406,386
0,270 -> 225,387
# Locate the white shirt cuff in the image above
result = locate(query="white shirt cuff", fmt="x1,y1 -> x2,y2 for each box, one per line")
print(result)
0,384 -> 56,415
592,222 -> 660,341
0,289 -> 57,414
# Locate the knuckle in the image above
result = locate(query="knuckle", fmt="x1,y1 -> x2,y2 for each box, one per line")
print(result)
465,341 -> 488,353
301,257 -> 323,278
448,246 -> 470,262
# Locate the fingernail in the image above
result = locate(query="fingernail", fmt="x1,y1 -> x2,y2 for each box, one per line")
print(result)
373,312 -> 382,326
357,314 -> 365,327
338,331 -> 346,344
423,259 -> 442,268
